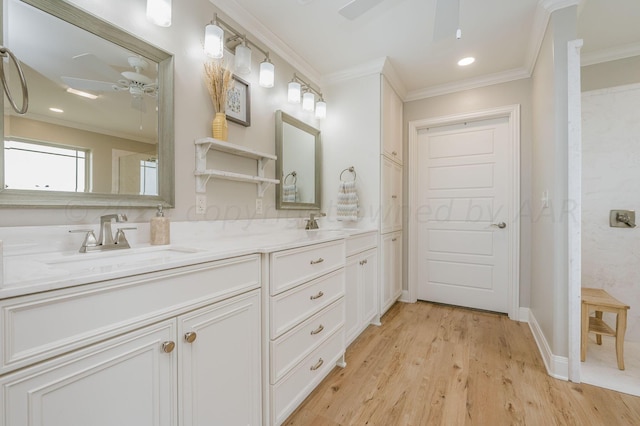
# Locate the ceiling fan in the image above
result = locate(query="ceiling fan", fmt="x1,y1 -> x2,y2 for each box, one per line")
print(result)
61,54 -> 157,112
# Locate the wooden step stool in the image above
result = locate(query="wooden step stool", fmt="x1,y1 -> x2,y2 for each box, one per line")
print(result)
581,287 -> 630,370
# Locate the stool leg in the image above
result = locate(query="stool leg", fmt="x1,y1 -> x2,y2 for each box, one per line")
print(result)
581,304 -> 588,362
595,311 -> 603,345
616,310 -> 627,370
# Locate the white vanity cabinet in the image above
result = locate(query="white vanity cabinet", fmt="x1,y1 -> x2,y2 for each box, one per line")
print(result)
0,255 -> 262,426
380,231 -> 403,316
266,239 -> 346,425
344,231 -> 379,346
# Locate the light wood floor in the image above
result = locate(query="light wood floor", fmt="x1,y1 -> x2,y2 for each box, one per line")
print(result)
284,301 -> 640,426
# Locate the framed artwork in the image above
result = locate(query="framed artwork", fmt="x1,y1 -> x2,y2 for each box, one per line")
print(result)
226,75 -> 251,127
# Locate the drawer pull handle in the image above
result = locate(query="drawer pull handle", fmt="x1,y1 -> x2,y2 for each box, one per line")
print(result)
311,324 -> 325,335
392,238 -> 397,242
391,195 -> 398,199
310,358 -> 324,371
310,291 -> 324,300
310,258 -> 324,265
161,341 -> 175,354
359,259 -> 368,266
184,332 -> 197,344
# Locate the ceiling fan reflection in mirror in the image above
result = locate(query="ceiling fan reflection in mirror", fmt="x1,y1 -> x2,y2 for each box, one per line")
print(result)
61,54 -> 158,112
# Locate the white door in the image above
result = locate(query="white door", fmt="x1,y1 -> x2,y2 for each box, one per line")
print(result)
417,117 -> 510,313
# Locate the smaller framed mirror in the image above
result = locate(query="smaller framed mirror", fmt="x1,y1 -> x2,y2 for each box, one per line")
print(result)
275,110 -> 321,210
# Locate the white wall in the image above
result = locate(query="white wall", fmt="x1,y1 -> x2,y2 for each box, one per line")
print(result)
530,6 -> 577,358
581,83 -> 640,342
1,0 -> 320,227
321,73 -> 381,228
403,78 -> 533,307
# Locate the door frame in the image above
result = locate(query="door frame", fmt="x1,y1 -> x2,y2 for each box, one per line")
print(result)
407,105 -> 521,321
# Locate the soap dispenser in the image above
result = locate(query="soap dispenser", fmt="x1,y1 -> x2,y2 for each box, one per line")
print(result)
150,204 -> 170,245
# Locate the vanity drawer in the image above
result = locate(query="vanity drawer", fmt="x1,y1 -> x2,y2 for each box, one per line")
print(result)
270,298 -> 344,384
272,327 -> 344,425
0,255 -> 260,375
270,268 -> 344,339
270,240 -> 345,296
345,231 -> 377,257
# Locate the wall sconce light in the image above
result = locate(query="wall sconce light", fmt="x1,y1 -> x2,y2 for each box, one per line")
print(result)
147,0 -> 172,27
234,37 -> 251,75
288,73 -> 326,119
259,55 -> 275,88
203,13 -> 275,88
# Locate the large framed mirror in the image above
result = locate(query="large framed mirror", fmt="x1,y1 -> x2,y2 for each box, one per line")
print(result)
275,110 -> 321,210
0,0 -> 174,207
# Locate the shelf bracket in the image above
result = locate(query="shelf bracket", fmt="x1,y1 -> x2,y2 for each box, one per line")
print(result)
258,181 -> 272,198
195,142 -> 211,172
195,174 -> 211,193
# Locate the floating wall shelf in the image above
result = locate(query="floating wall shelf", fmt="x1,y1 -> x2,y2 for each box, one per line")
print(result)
194,137 -> 279,197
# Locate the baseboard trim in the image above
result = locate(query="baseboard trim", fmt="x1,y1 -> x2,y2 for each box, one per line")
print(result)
399,290 -> 413,303
527,309 -> 569,381
518,307 -> 530,323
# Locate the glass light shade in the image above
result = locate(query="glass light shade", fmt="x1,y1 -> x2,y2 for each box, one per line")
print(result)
315,99 -> 326,119
288,81 -> 301,103
147,0 -> 172,27
204,23 -> 224,58
235,42 -> 251,75
302,91 -> 315,112
259,60 -> 275,88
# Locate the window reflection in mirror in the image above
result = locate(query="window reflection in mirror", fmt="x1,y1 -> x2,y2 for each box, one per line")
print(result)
275,110 -> 321,210
0,0 -> 174,207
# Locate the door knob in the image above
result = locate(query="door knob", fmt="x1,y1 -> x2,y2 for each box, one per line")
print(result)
491,222 -> 507,229
161,341 -> 175,353
184,332 -> 197,343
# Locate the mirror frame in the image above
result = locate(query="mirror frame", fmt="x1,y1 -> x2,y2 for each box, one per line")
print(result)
0,0 -> 175,208
275,110 -> 321,210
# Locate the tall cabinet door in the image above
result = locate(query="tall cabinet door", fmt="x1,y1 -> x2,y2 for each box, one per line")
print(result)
1,320 -> 177,426
381,157 -> 403,234
361,249 -> 379,325
344,255 -> 361,345
380,231 -> 403,315
381,76 -> 403,164
178,289 -> 261,426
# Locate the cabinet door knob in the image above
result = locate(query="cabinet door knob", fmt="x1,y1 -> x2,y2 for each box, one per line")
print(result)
184,331 -> 197,343
310,324 -> 325,335
392,151 -> 398,156
392,238 -> 397,242
310,358 -> 324,371
310,258 -> 324,265
310,291 -> 324,300
161,341 -> 175,353
391,195 -> 398,199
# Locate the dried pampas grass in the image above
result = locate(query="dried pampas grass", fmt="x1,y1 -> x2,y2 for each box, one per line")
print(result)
204,60 -> 233,113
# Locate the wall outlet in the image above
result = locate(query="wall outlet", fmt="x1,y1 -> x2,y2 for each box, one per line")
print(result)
255,198 -> 263,215
196,195 -> 207,215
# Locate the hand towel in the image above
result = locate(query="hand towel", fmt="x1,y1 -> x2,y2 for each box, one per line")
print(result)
337,180 -> 359,221
283,184 -> 297,202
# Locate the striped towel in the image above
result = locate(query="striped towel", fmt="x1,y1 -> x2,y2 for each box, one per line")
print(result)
337,180 -> 359,221
283,184 -> 297,202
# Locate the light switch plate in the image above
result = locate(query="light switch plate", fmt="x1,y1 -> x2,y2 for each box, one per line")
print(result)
610,210 -> 636,228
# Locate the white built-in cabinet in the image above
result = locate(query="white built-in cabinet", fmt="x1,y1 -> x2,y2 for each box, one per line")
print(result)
266,239 -> 346,425
380,231 -> 403,315
0,257 -> 262,426
344,231 -> 379,346
379,75 -> 404,317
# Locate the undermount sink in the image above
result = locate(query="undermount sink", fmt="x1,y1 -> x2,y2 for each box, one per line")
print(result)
44,246 -> 202,270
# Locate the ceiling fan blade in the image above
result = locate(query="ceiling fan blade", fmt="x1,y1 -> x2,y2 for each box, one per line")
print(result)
61,76 -> 119,92
338,0 -> 385,20
433,0 -> 459,41
72,53 -> 123,82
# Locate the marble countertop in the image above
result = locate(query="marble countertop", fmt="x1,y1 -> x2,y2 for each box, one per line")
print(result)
0,227 -> 377,300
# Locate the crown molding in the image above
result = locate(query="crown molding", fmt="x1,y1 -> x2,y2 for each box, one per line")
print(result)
405,68 -> 531,102
581,42 -> 640,67
322,57 -> 407,99
210,0 -> 322,86
539,0 -> 580,13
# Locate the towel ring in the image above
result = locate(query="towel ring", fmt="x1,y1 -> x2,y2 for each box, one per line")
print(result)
340,166 -> 356,181
284,171 -> 297,185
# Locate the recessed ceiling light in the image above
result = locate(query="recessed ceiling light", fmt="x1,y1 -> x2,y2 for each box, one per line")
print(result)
49,107 -> 64,113
66,87 -> 98,100
458,57 -> 475,66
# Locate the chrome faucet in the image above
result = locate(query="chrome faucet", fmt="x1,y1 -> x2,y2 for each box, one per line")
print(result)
305,212 -> 326,230
70,213 -> 136,253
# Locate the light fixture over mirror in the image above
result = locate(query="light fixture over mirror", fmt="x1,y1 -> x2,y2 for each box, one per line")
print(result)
1,0 -> 175,208
203,13 -> 274,88
287,73 -> 326,119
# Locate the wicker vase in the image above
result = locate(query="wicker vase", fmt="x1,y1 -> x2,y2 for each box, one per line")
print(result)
212,112 -> 228,141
